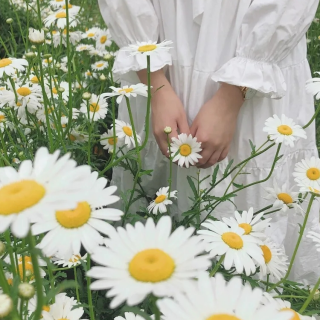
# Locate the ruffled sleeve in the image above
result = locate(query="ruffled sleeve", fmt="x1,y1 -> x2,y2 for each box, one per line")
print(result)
211,0 -> 318,99
98,0 -> 172,76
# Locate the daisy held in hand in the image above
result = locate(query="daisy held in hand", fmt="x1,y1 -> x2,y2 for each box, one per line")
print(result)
147,186 -> 177,214
86,216 -> 211,308
263,114 -> 306,147
123,40 -> 173,56
170,133 -> 202,168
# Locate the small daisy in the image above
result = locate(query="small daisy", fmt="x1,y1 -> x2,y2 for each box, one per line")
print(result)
68,129 -> 89,143
293,157 -> 320,189
306,72 -> 320,100
0,57 -> 28,78
42,293 -> 84,320
52,29 -> 82,47
263,114 -> 307,147
265,180 -> 303,213
82,27 -> 101,39
87,216 -> 211,308
113,119 -> 141,149
84,70 -> 98,79
95,29 -> 112,49
32,171 -> 123,259
198,221 -> 264,276
0,147 -> 91,238
80,93 -> 108,121
92,60 -> 108,71
123,40 -> 173,56
100,129 -> 124,153
75,44 -> 95,52
88,49 -> 108,58
222,207 -> 271,238
48,80 -> 69,101
101,83 -> 148,104
300,185 -> 320,196
52,253 -> 87,268
28,296 -> 51,317
44,10 -> 78,29
15,83 -> 43,110
115,312 -> 144,320
258,238 -> 288,281
158,273 -> 294,320
36,106 -> 55,123
262,293 -> 314,320
42,57 -> 54,68
170,133 -> 202,168
147,186 -> 177,214
307,231 -> 320,252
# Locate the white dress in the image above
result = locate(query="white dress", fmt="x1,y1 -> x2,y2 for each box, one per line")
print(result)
98,0 -> 320,283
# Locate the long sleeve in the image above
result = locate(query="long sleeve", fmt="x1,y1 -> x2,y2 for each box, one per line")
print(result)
98,0 -> 172,76
211,0 -> 319,99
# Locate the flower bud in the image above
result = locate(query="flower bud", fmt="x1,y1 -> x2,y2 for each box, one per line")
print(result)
25,52 -> 36,59
29,28 -> 45,44
0,241 -> 5,256
18,283 -> 35,300
43,53 -> 52,59
55,63 -> 61,68
58,87 -> 65,93
99,74 -> 106,81
312,289 -> 320,300
6,18 -> 13,24
103,53 -> 113,61
42,27 -> 49,33
31,45 -> 37,52
164,126 -> 172,134
0,294 -> 13,318
82,92 -> 91,100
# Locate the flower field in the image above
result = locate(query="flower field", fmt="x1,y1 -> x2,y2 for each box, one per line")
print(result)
1,1 -> 320,320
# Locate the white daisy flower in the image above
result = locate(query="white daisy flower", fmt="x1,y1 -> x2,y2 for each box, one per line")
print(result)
48,80 -> 69,101
88,49 -> 108,58
222,207 -> 271,238
123,40 -> 173,56
42,293 -> 84,320
82,27 -> 101,39
258,238 -> 288,282
14,83 -> 43,111
28,28 -> 45,44
293,157 -> 320,189
299,185 -> 320,196
95,29 -> 112,50
115,312 -> 144,320
198,221 -> 264,276
84,70 -> 98,79
32,171 -> 123,259
147,186 -> 177,214
49,0 -> 70,9
44,10 -> 78,29
158,273 -> 293,320
100,129 -> 124,153
101,83 -> 148,104
306,72 -> 320,100
265,180 -> 303,214
80,93 -> 108,121
92,60 -> 108,71
68,129 -> 89,143
0,57 -> 28,78
28,296 -> 51,317
52,29 -> 82,47
35,106 -> 55,123
113,119 -> 141,149
75,44 -> 95,52
52,253 -> 87,268
0,111 -> 12,132
170,133 -> 202,168
263,114 -> 307,147
262,293 -> 314,320
42,57 -> 54,68
87,216 -> 211,308
0,147 -> 91,238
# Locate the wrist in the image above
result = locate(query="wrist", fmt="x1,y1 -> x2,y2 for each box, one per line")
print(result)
217,83 -> 244,109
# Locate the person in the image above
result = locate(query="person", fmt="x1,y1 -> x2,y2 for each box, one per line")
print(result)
98,0 -> 320,283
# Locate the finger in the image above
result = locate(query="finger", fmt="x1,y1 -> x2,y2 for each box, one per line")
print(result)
199,150 -> 221,169
196,148 -> 213,168
177,115 -> 191,135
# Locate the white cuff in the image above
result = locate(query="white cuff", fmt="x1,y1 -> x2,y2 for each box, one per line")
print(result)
211,57 -> 287,99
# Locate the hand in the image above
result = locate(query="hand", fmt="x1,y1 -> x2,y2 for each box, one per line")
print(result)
137,69 -> 190,156
190,83 -> 243,169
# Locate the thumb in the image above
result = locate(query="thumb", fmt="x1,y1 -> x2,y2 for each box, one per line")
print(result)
177,115 -> 191,135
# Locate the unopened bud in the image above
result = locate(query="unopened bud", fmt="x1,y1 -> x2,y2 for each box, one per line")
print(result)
6,18 -> 13,24
18,283 -> 35,300
25,52 -> 36,59
31,45 -> 37,52
43,53 -> 52,59
103,53 -> 113,61
0,294 -> 13,318
164,126 -> 172,134
42,27 -> 49,33
82,92 -> 91,100
58,87 -> 65,93
312,289 -> 320,300
55,63 -> 61,68
0,241 -> 5,256
99,74 -> 106,81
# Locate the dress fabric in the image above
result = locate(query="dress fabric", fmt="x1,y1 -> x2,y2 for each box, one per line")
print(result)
98,0 -> 320,283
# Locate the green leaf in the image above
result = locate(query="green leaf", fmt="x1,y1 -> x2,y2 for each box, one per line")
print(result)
211,165 -> 219,185
187,176 -> 198,198
138,169 -> 153,177
223,159 -> 234,177
232,182 -> 243,189
46,280 -> 77,303
249,139 -> 256,154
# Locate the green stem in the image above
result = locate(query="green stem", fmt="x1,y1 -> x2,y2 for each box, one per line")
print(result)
209,255 -> 225,277
254,205 -> 273,216
0,260 -> 10,294
87,255 -> 95,320
5,230 -> 17,277
74,267 -> 80,302
299,276 -> 320,313
303,101 -> 320,129
27,232 -> 43,320
268,194 -> 316,292
166,134 -> 173,196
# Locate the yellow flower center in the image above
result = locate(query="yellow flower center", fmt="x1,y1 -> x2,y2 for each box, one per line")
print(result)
52,31 -> 58,35
69,254 -> 81,263
100,35 -> 107,44
18,256 -> 34,278
306,167 -> 320,180
86,71 -> 92,76
62,29 -> 68,35
277,193 -> 293,204
17,87 -> 32,96
55,0 -> 63,2
238,223 -> 252,235
55,11 -> 67,18
281,308 -> 300,320
87,32 -> 95,37
89,102 -> 100,112
129,248 -> 175,282
69,134 -> 76,142
96,63 -> 104,68
309,186 -> 320,194
155,195 -> 166,204
62,4 -> 72,8
52,87 -> 58,94
55,202 -> 91,228
0,115 -> 5,122
206,315 -> 241,320
42,306 -> 50,312
138,44 -> 157,52
122,126 -> 132,137
261,245 -> 272,264
221,232 -> 243,250
277,125 -> 293,136
0,180 -> 46,215
30,76 -> 40,83
44,58 -> 52,64
7,278 -> 13,286
16,102 -> 22,107
108,137 -> 117,145
57,318 -> 68,320
118,88 -> 134,94
0,58 -> 12,68
179,144 -> 192,156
